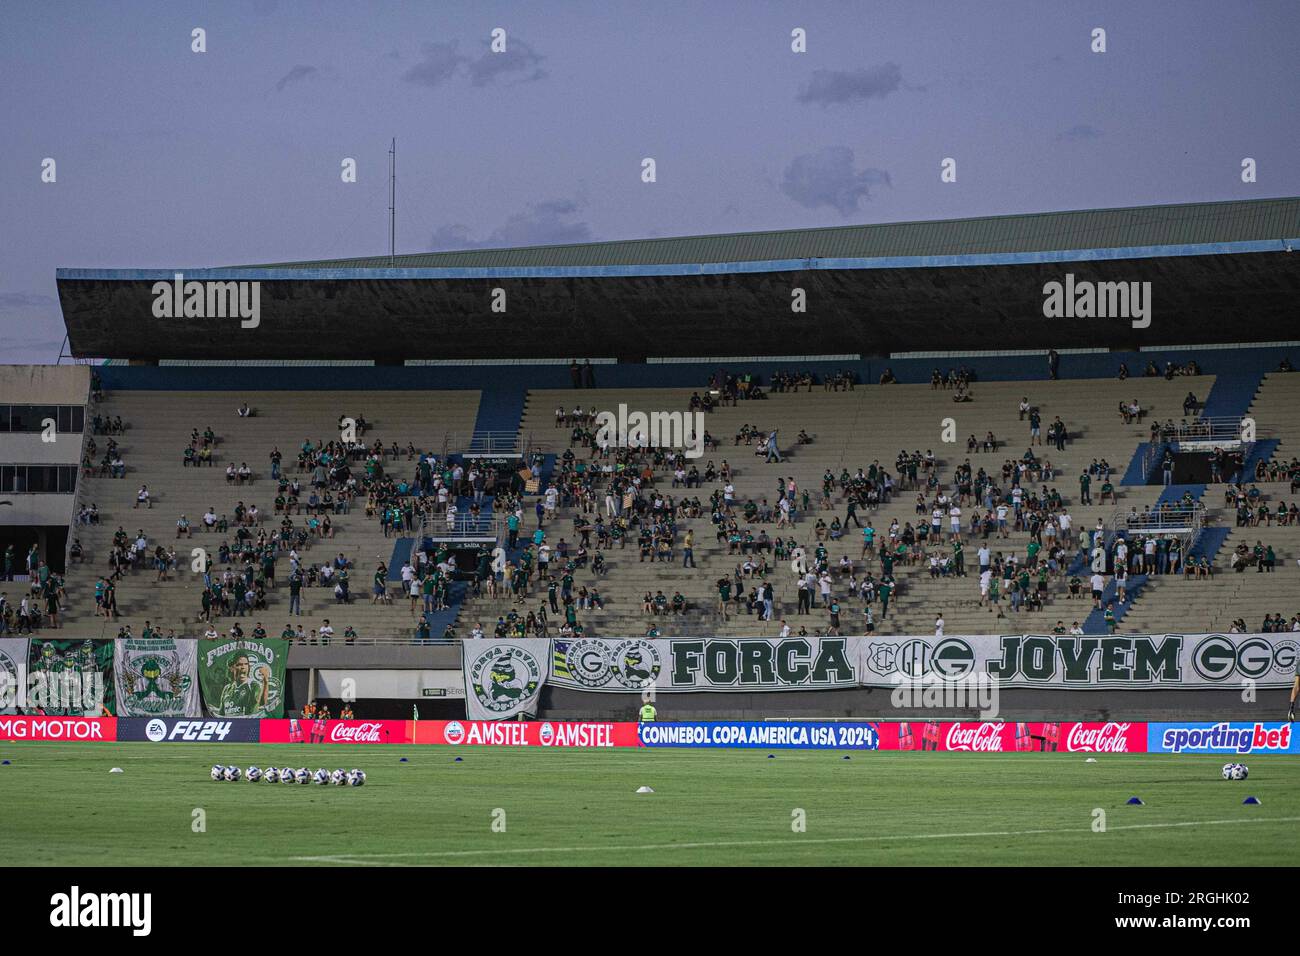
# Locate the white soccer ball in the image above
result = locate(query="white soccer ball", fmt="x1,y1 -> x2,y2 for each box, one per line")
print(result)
1222,763 -> 1235,780
347,769 -> 366,787
224,765 -> 241,782
295,768 -> 311,784
1232,763 -> 1249,781
262,767 -> 279,784
246,766 -> 262,783
281,767 -> 297,784
330,769 -> 347,786
312,768 -> 330,785
210,765 -> 224,781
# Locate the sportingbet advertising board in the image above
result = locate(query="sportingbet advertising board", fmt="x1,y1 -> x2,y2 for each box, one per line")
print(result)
198,638 -> 288,718
114,636 -> 201,717
1147,721 -> 1299,754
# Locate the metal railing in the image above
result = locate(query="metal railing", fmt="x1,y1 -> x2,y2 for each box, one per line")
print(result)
1155,416 -> 1250,444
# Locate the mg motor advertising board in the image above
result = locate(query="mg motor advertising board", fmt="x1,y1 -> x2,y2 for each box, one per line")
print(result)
0,716 -> 116,741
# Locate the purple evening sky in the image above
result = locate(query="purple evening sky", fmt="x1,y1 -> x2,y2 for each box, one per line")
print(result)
1,0 -> 1297,362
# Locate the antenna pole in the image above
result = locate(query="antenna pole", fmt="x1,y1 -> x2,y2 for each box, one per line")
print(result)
388,138 -> 396,267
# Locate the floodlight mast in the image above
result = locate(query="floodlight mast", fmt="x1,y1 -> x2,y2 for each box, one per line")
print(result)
388,137 -> 396,268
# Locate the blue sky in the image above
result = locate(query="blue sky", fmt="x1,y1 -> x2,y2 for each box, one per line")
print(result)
1,0 -> 1297,362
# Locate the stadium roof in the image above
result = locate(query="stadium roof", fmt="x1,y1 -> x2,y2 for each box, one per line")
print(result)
236,197 -> 1300,270
57,197 -> 1300,362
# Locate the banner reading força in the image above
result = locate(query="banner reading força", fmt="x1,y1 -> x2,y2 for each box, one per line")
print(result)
466,634 -> 1298,715
198,638 -> 288,718
114,637 -> 200,717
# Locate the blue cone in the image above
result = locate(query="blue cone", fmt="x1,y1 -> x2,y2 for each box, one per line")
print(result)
454,756 -> 463,762
399,757 -> 409,763
1,760 -> 9,765
767,754 -> 775,759
1126,797 -> 1145,805
842,755 -> 851,760
1243,796 -> 1261,805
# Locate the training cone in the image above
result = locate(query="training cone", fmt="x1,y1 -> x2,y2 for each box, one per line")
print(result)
1,759 -> 10,765
1085,757 -> 1097,763
842,755 -> 851,760
1243,796 -> 1261,805
109,767 -> 124,774
767,754 -> 775,759
454,756 -> 463,762
399,757 -> 408,762
1126,797 -> 1145,806
636,786 -> 654,794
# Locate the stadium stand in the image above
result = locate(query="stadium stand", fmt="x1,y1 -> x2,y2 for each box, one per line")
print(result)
21,348 -> 1293,645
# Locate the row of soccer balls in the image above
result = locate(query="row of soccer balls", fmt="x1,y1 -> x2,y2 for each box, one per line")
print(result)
211,765 -> 366,786
1221,763 -> 1250,780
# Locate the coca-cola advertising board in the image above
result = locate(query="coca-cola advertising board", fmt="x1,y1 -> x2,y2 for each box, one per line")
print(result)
259,719 -> 413,744
878,722 -> 1148,753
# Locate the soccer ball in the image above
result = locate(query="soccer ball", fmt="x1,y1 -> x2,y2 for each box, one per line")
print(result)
281,767 -> 297,784
1221,763 -> 1235,780
263,767 -> 280,784
312,768 -> 330,785
223,765 -> 241,782
295,768 -> 311,784
246,766 -> 262,783
347,769 -> 366,787
210,765 -> 224,781
330,769 -> 347,786
1232,764 -> 1249,781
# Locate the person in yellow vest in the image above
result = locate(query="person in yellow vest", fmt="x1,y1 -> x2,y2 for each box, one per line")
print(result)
639,701 -> 657,722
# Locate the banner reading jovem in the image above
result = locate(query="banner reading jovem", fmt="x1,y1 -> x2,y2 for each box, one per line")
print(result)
464,634 -> 1297,713
198,638 -> 288,718
114,637 -> 201,717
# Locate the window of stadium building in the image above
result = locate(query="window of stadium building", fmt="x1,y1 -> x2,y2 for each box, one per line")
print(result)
0,464 -> 78,493
0,404 -> 84,434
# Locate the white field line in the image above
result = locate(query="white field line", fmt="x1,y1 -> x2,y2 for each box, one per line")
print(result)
289,815 -> 1300,865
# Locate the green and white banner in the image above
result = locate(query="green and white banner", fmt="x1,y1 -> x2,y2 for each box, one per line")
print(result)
463,639 -> 549,720
198,638 -> 288,718
114,637 -> 200,717
28,638 -> 115,716
859,633 -> 1297,689
550,636 -> 859,692
466,634 -> 1298,708
0,638 -> 28,713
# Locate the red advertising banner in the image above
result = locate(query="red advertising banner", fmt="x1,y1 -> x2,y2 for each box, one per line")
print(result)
415,720 -> 641,748
259,719 -> 413,744
880,721 -> 1148,753
0,716 -> 117,741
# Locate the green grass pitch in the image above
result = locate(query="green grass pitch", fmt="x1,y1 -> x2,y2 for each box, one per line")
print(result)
2,742 -> 1297,866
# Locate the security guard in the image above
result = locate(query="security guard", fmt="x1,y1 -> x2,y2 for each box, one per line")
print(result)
639,700 -> 657,722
